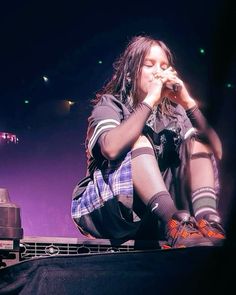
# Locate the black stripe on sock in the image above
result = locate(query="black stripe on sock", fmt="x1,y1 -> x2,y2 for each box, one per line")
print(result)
131,147 -> 155,159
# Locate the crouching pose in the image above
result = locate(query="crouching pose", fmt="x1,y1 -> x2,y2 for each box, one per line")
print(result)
71,35 -> 225,248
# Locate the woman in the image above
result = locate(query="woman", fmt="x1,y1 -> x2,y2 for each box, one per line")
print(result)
71,35 -> 225,248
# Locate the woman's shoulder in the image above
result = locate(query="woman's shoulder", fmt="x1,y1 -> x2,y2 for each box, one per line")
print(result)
95,94 -> 131,117
97,94 -> 122,106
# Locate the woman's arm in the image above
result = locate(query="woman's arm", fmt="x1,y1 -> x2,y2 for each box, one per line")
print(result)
186,106 -> 223,160
159,70 -> 223,160
98,102 -> 152,160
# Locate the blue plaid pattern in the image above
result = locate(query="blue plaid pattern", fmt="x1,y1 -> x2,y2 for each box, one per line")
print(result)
71,151 -> 133,219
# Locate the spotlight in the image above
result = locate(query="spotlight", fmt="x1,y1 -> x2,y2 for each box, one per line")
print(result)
43,76 -> 49,82
0,132 -> 18,145
199,48 -> 205,54
68,100 -> 75,105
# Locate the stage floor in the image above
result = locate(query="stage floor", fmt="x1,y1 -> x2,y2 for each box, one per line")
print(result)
0,242 -> 235,295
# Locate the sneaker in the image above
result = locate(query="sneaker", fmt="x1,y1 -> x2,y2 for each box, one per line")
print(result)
197,214 -> 226,246
164,211 -> 213,248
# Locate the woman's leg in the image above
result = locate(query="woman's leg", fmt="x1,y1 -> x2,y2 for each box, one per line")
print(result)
189,140 -> 217,219
189,141 -> 218,219
189,140 -> 225,244
131,135 -> 177,223
131,135 -> 212,247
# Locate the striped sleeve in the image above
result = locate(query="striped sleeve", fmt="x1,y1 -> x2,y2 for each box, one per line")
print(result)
86,96 -> 123,157
88,118 -> 120,156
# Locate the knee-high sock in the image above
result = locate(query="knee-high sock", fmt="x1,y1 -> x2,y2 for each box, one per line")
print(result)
190,152 -> 218,220
131,147 -> 177,223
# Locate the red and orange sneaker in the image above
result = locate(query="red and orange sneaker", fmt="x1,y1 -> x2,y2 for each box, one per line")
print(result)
197,214 -> 226,246
164,211 -> 213,248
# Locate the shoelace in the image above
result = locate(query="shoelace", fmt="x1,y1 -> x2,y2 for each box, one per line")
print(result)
171,219 -> 201,247
207,221 -> 225,236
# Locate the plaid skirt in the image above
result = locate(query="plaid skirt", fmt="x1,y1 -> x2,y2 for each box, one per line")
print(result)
71,137 -> 220,240
71,151 -> 145,239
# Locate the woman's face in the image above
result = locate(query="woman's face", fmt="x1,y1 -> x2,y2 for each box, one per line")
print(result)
137,44 -> 169,101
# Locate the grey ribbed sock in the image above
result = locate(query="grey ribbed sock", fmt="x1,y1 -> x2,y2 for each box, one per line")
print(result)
147,191 -> 177,223
191,187 -> 218,220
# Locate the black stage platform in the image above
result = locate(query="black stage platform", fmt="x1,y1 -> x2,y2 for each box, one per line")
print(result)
0,242 -> 235,295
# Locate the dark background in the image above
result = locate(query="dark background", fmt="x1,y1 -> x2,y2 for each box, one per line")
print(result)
0,0 -> 235,239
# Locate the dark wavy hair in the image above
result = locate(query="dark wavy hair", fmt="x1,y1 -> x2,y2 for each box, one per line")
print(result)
92,35 -> 174,111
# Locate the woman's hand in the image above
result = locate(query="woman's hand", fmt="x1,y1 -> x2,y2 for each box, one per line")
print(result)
143,75 -> 165,108
143,66 -> 197,110
158,67 -> 197,109
143,67 -> 178,108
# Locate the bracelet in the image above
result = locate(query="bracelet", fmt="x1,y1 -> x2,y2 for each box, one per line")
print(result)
186,105 -> 198,117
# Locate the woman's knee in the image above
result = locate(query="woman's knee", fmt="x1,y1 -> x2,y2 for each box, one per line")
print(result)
132,135 -> 153,150
192,140 -> 212,154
